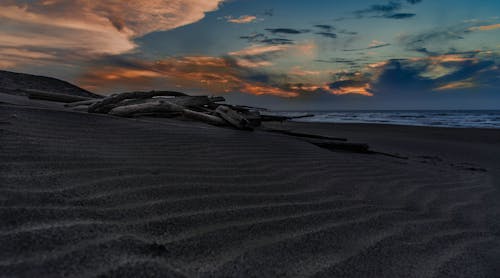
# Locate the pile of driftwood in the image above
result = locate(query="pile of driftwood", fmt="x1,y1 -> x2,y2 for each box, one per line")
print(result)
28,89 -> 310,130
26,89 -> 407,157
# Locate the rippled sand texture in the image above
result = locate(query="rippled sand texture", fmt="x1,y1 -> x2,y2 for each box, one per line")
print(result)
1,105 -> 499,277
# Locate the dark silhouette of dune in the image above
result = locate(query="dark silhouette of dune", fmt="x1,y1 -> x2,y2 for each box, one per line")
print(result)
0,70 -> 100,98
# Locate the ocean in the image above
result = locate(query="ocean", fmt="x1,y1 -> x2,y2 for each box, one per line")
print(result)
269,110 -> 500,129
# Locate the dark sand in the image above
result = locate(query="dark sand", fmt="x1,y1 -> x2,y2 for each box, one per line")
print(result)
1,97 -> 500,277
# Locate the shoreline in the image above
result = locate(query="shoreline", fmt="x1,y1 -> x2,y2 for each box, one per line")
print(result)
292,120 -> 500,130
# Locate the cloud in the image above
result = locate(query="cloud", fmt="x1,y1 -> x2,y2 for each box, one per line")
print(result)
385,13 -> 416,19
0,0 -> 224,66
328,80 -> 373,96
226,15 -> 258,24
315,32 -> 338,39
469,23 -> 500,31
240,33 -> 294,45
355,0 -> 421,19
79,55 -> 298,97
398,25 -> 471,52
355,1 -> 401,17
265,28 -> 309,35
344,40 -> 390,51
370,53 -> 498,95
314,25 -> 335,32
228,42 -> 316,67
77,40 -> 375,98
435,80 -> 475,91
260,38 -> 295,45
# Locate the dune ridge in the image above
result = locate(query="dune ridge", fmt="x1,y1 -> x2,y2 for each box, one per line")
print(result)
1,104 -> 499,277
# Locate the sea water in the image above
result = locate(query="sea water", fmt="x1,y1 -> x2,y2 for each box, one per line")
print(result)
269,110 -> 500,129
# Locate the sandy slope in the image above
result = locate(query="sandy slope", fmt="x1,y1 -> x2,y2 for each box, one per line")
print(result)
0,70 -> 99,98
1,104 -> 499,277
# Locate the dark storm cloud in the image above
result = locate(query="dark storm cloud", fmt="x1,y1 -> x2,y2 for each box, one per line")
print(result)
339,30 -> 358,35
355,1 -> 402,16
328,80 -> 368,89
314,24 -> 335,32
384,13 -> 416,19
399,25 -> 471,51
240,33 -> 266,43
343,43 -> 391,51
260,38 -> 295,45
355,0 -> 423,19
240,33 -> 294,45
265,28 -> 310,34
315,58 -> 363,67
315,32 -> 337,39
371,55 -> 498,95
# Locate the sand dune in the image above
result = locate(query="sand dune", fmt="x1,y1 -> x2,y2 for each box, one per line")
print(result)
0,70 -> 98,98
1,104 -> 499,277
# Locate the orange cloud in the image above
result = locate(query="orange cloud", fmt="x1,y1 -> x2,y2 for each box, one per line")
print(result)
228,45 -> 290,57
0,0 -> 224,66
289,83 -> 373,96
289,67 -> 323,76
409,54 -> 477,64
330,84 -> 373,96
435,80 -> 476,91
469,23 -> 500,31
226,15 -> 258,24
228,42 -> 317,68
79,52 -> 376,98
79,56 -> 298,97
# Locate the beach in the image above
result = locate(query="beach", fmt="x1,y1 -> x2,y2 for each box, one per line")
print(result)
1,94 -> 499,277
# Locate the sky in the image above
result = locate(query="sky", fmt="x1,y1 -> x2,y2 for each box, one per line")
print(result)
1,0 -> 499,110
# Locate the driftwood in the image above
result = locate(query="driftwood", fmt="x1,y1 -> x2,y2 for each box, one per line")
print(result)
307,139 -> 371,153
109,100 -> 183,116
64,99 -> 100,107
215,105 -> 252,130
262,129 -> 347,141
83,90 -> 315,130
27,89 -> 93,103
108,100 -> 227,126
125,96 -> 225,109
88,91 -> 188,113
260,114 -> 314,122
182,108 -> 227,126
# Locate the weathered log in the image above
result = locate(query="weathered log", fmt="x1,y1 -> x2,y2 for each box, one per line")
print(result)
108,100 -> 183,117
262,129 -> 347,141
240,110 -> 262,127
128,112 -> 181,118
208,96 -> 226,103
307,139 -> 371,153
260,114 -> 314,122
108,100 -> 227,126
215,105 -> 252,130
64,99 -> 100,107
182,109 -> 227,126
151,96 -> 225,108
27,89 -> 92,103
88,90 -> 188,113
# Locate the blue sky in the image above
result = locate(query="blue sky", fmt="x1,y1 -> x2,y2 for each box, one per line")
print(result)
1,0 -> 499,109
